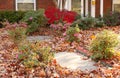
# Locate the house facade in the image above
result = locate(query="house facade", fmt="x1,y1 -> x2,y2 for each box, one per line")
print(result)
0,0 -> 56,11
0,0 -> 120,17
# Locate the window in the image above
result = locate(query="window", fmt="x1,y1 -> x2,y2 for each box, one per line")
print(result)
56,0 -> 71,11
16,0 -> 36,11
72,0 -> 81,13
50,0 -> 81,13
113,0 -> 120,12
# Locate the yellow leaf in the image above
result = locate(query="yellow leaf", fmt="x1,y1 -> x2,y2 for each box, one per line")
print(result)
90,35 -> 96,39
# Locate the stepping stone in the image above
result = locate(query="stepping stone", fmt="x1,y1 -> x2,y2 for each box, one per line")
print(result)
54,52 -> 97,71
27,36 -> 52,42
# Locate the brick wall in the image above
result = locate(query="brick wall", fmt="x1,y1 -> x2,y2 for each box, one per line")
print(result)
0,0 -> 56,11
37,0 -> 56,10
0,0 -> 113,17
103,0 -> 112,14
0,0 -> 15,10
88,0 -> 91,16
95,0 -> 112,17
95,0 -> 100,17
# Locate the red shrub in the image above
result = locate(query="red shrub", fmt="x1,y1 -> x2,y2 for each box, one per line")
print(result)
45,8 -> 77,24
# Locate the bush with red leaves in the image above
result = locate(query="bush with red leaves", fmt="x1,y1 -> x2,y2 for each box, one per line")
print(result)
45,7 -> 77,24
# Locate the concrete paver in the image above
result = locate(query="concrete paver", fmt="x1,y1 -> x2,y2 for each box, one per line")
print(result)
55,52 -> 97,71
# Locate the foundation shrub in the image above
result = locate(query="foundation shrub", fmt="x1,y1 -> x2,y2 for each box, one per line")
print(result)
0,11 -> 25,23
103,11 -> 120,26
73,16 -> 104,30
95,17 -> 104,27
75,17 -> 96,30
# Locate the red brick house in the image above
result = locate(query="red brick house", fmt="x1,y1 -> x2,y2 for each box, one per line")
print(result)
0,0 -> 120,17
0,0 -> 56,11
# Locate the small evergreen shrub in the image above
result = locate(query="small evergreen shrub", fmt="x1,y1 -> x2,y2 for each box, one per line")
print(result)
90,30 -> 119,61
22,9 -> 47,33
27,21 -> 39,33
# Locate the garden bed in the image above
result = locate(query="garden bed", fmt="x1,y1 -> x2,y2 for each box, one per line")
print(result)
0,9 -> 120,77
0,25 -> 120,77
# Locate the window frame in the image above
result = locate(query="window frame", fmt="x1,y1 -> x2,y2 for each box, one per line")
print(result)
15,0 -> 36,11
112,0 -> 120,12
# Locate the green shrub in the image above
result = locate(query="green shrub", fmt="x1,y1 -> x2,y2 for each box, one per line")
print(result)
27,21 -> 39,33
66,25 -> 81,42
103,11 -> 120,26
75,14 -> 81,21
18,43 -> 40,68
0,11 -> 25,23
22,9 -> 47,33
77,17 -> 96,30
95,20 -> 104,28
37,47 -> 54,64
95,18 -> 104,28
18,42 -> 54,68
73,16 -> 104,30
90,30 -> 119,61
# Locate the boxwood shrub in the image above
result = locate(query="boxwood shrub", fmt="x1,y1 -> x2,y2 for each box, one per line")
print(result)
0,11 -> 25,23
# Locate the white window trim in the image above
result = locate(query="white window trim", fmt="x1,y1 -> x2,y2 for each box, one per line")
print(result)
91,0 -> 95,17
112,0 -> 120,12
57,0 -> 72,11
64,0 -> 71,11
34,0 -> 36,11
57,0 -> 62,10
100,0 -> 103,17
15,0 -> 36,11
85,0 -> 88,16
81,0 -> 84,17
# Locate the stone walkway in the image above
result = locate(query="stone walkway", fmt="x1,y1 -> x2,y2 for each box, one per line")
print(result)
55,52 -> 97,71
27,36 -> 52,42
